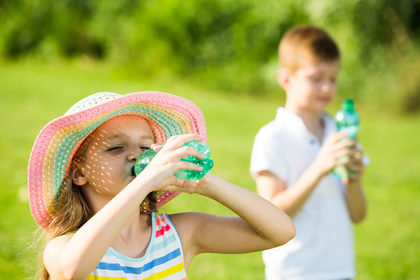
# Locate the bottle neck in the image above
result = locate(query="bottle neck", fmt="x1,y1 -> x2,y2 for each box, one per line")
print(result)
342,99 -> 355,112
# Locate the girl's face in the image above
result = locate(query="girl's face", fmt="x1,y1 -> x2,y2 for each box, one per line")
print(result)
75,115 -> 155,198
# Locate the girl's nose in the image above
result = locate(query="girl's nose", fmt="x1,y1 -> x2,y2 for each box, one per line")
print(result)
128,148 -> 142,162
128,153 -> 137,162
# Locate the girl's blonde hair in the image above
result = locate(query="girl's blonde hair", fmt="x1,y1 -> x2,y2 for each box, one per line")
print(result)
37,163 -> 93,280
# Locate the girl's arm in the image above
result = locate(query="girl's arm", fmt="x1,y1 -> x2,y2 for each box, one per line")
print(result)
44,134 -> 204,280
171,174 -> 296,268
44,176 -> 156,280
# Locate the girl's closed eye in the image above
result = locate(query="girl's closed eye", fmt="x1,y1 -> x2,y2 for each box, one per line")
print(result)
106,145 -> 125,153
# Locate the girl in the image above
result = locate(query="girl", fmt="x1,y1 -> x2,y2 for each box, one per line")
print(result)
28,91 -> 295,279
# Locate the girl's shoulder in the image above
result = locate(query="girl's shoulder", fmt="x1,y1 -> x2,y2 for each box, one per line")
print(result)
43,234 -> 73,271
167,212 -> 216,239
46,232 -> 74,251
44,229 -> 77,259
167,212 -> 208,226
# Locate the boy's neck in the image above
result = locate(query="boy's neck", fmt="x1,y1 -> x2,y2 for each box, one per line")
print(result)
284,104 -> 324,141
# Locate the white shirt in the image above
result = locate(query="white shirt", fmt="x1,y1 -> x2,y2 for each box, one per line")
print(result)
250,108 -> 355,280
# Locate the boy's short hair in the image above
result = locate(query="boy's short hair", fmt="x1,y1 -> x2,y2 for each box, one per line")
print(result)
279,25 -> 340,72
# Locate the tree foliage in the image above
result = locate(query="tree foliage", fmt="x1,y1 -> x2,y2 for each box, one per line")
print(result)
1,0 -> 419,110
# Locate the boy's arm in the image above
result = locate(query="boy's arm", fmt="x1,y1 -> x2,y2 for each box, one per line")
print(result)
345,181 -> 367,223
343,148 -> 367,223
256,131 -> 357,218
256,164 -> 323,218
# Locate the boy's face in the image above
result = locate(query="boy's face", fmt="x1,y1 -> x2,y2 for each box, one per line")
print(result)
280,60 -> 340,114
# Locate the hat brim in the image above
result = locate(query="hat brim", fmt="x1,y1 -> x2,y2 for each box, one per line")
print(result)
28,91 -> 206,229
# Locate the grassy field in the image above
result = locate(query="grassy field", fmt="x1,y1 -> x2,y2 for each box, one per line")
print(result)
0,60 -> 419,279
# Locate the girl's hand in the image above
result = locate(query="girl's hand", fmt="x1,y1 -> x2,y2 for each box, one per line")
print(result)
344,147 -> 364,185
312,131 -> 357,177
134,134 -> 205,192
191,172 -> 219,197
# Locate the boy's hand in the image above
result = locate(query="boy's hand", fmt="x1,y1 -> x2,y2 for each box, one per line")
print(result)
344,147 -> 364,185
312,131 -> 356,178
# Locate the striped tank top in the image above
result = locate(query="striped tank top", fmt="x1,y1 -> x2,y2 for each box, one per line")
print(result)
69,212 -> 187,280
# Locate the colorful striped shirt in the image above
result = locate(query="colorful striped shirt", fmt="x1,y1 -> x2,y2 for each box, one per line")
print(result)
68,212 -> 187,280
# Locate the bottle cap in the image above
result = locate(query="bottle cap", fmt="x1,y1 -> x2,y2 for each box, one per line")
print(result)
342,98 -> 354,111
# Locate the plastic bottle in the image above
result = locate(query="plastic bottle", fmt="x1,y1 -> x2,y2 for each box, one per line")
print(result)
131,140 -> 214,181
334,99 -> 359,181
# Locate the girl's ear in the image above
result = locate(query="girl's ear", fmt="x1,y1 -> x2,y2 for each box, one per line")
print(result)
72,165 -> 88,186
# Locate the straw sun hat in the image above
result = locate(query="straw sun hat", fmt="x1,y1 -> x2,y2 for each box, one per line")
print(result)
28,91 -> 207,229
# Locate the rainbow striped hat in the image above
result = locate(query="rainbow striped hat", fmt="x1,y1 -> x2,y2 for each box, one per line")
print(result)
28,91 -> 206,229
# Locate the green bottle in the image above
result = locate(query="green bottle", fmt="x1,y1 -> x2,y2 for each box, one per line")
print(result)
131,140 -> 214,181
334,99 -> 359,180
173,140 -> 214,181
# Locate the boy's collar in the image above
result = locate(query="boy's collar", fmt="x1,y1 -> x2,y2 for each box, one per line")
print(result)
275,107 -> 335,142
275,107 -> 307,131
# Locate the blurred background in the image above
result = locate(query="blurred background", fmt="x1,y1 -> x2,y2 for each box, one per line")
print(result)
0,0 -> 419,279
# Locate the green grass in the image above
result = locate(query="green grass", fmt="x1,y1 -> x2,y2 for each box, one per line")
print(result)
0,59 -> 419,279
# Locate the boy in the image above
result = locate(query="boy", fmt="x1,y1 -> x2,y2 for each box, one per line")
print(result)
250,25 -> 367,279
